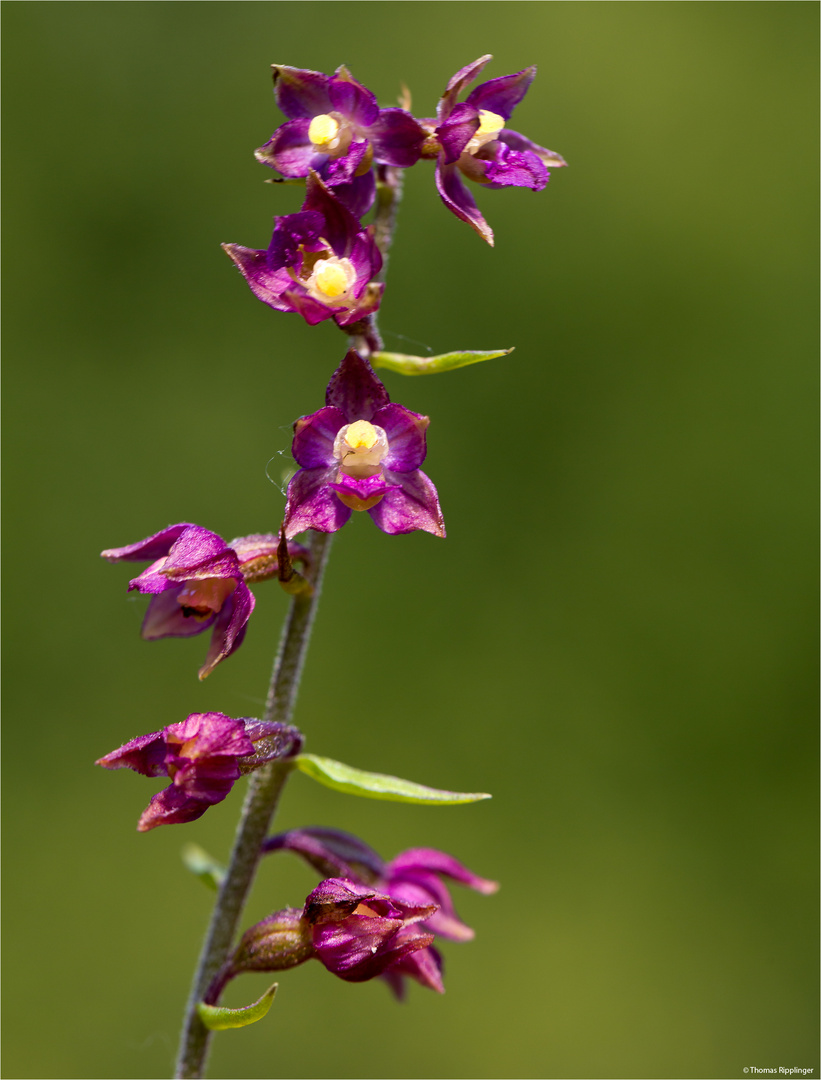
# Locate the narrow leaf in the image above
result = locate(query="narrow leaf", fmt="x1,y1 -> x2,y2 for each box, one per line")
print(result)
197,983 -> 278,1031
371,348 -> 514,376
295,754 -> 491,805
182,843 -> 227,891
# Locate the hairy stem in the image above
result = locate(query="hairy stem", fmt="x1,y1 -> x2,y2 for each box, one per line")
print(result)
175,530 -> 333,1079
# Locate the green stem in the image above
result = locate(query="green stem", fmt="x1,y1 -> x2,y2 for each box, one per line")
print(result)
174,530 -> 333,1079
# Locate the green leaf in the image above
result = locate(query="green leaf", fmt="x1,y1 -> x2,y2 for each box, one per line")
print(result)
181,843 -> 226,891
295,754 -> 491,805
197,983 -> 278,1031
371,348 -> 514,376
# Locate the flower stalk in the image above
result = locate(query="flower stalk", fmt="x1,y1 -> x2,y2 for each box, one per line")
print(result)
175,529 -> 332,1080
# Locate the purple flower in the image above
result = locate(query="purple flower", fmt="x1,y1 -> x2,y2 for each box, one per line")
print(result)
304,878 -> 438,986
263,827 -> 498,997
424,55 -> 567,245
227,879 -> 437,991
255,64 -> 426,217
283,349 -> 445,539
96,713 -> 302,831
102,525 -> 307,679
222,173 -> 383,328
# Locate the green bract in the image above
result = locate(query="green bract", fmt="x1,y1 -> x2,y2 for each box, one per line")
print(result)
295,753 -> 492,804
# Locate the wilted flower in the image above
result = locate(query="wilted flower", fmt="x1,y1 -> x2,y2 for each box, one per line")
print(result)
223,173 -> 383,328
255,64 -> 426,217
96,713 -> 302,831
262,826 -> 498,997
284,349 -> 445,539
102,525 -> 307,679
423,54 -> 567,245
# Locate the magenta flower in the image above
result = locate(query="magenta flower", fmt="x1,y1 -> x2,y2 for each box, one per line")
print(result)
222,173 -> 383,328
283,349 -> 445,539
425,55 -> 567,245
225,878 -> 437,992
255,64 -> 425,217
102,525 -> 307,679
263,827 -> 498,997
96,713 -> 302,831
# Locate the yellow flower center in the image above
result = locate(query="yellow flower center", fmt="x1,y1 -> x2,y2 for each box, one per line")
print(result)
476,109 -> 505,137
313,259 -> 352,299
333,420 -> 389,480
345,419 -> 379,450
308,113 -> 341,151
465,109 -> 506,156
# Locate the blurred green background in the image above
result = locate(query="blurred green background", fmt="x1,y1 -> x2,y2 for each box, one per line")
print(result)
3,3 -> 817,1078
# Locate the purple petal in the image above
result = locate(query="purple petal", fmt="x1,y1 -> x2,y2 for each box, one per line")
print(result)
465,67 -> 536,121
222,244 -> 295,312
284,467 -> 351,538
282,287 -> 338,326
386,943 -> 444,994
347,230 -> 382,299
324,170 -> 376,218
101,524 -> 195,563
271,65 -> 332,120
435,159 -> 494,246
369,469 -> 445,537
171,758 -> 239,803
368,108 -> 425,167
388,848 -> 499,895
436,103 -> 480,165
324,349 -> 390,421
267,210 -> 324,270
387,870 -> 475,942
328,67 -> 379,127
96,729 -> 168,777
438,55 -> 493,122
254,118 -> 324,176
128,562 -> 177,595
262,827 -> 386,882
160,527 -> 234,577
498,127 -> 568,167
142,586 -> 215,639
373,403 -> 429,471
292,406 -> 346,469
324,139 -> 371,185
137,785 -> 212,832
302,171 -> 360,257
165,713 -> 254,758
482,145 -> 549,191
198,582 -> 255,680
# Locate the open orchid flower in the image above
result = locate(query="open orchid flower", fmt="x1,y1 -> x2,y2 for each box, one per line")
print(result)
255,63 -> 426,218
422,54 -> 567,245
284,349 -> 445,539
262,826 -> 498,997
97,713 -> 302,831
102,525 -> 307,679
223,173 -> 383,328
